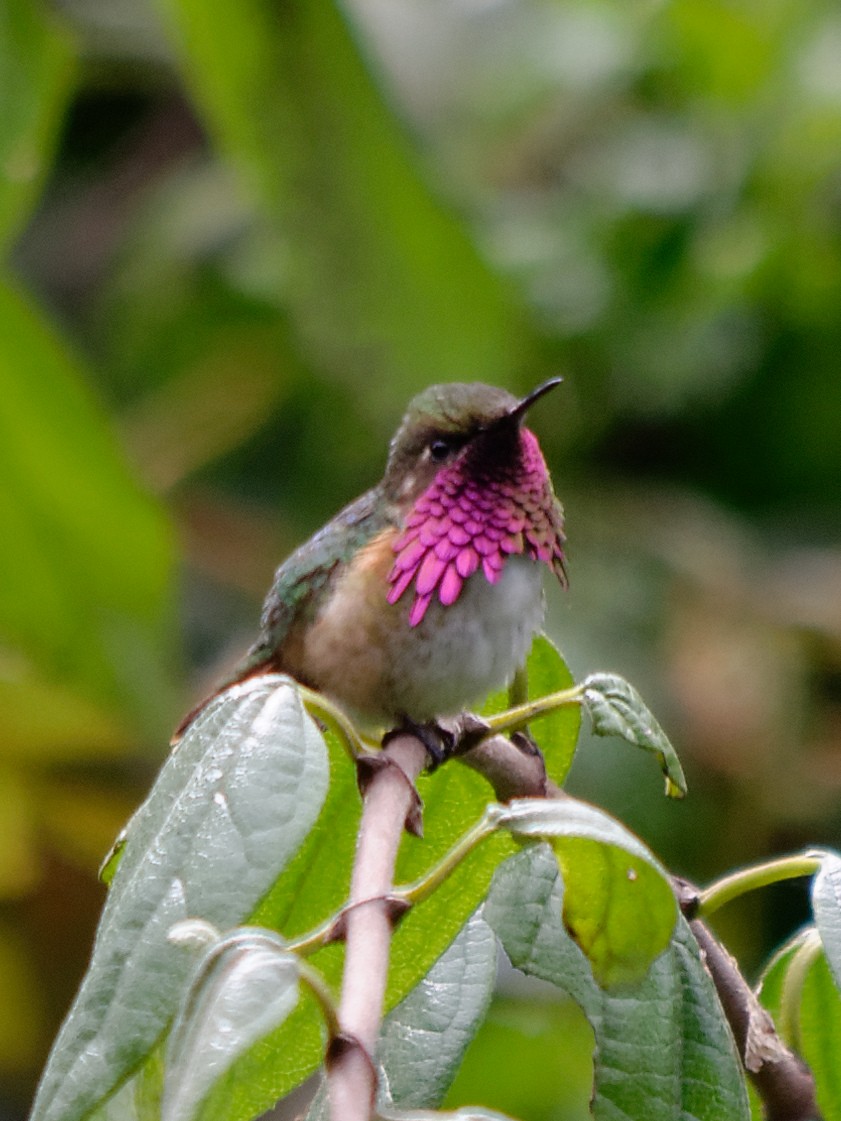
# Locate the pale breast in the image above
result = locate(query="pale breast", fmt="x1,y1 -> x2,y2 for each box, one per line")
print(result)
382,555 -> 545,721
299,538 -> 545,728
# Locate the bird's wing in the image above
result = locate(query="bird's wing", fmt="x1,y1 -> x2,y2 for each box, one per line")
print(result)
257,486 -> 392,654
171,487 -> 393,742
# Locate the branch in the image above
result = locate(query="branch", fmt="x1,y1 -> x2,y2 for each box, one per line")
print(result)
326,718 -> 552,1120
675,879 -> 823,1121
461,730 -> 823,1120
326,715 -> 821,1121
327,732 -> 427,1121
443,712 -> 561,801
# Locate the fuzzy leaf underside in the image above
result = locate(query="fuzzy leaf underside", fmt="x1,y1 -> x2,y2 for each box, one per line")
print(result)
378,911 -> 498,1112
163,930 -> 302,1121
30,678 -> 328,1121
812,851 -> 841,992
582,673 -> 687,798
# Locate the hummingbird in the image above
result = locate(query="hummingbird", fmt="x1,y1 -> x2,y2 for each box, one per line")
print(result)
174,380 -> 566,743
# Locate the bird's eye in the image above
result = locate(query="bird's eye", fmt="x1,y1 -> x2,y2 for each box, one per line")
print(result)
429,438 -> 453,462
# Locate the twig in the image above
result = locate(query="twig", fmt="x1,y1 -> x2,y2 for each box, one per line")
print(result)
675,879 -> 823,1121
327,732 -> 428,1121
460,731 -> 567,800
441,712 -> 561,801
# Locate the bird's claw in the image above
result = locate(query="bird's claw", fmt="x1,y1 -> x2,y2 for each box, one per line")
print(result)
384,717 -> 456,770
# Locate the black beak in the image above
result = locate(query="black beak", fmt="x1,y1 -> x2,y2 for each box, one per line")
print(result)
507,376 -> 563,423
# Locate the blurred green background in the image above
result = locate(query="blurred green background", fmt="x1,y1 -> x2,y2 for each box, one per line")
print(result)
2,0 -> 841,1117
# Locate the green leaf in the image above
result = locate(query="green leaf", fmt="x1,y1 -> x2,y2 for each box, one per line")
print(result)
98,829 -> 128,888
444,996 -> 593,1121
484,845 -> 595,1005
0,0 -> 73,246
493,799 -> 676,988
582,672 -> 687,798
479,634 -> 580,786
812,851 -> 841,991
758,927 -> 841,1120
273,777 -> 512,1114
522,635 -> 581,786
291,916 -> 502,1121
378,912 -> 497,1112
30,677 -> 329,1121
388,768 -> 515,1000
191,725 -> 360,1121
756,928 -> 815,1049
163,929 -> 302,1121
0,279 -> 175,723
250,724 -> 361,938
486,846 -> 750,1121
799,950 -> 841,1120
88,1046 -> 165,1121
154,0 -> 532,395
196,749 -> 516,1121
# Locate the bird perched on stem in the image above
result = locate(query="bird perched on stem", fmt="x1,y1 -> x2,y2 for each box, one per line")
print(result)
174,380 -> 567,743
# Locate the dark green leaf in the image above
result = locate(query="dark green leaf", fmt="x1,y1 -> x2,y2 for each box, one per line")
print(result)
164,929 -> 301,1121
30,677 -> 328,1121
486,846 -> 750,1121
483,845 -> 597,1008
582,672 -> 687,798
494,799 -> 676,987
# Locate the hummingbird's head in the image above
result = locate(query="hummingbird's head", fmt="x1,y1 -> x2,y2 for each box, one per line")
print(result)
384,380 -> 567,625
382,379 -> 561,505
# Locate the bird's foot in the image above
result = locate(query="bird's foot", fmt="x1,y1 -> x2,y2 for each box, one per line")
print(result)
384,716 -> 456,771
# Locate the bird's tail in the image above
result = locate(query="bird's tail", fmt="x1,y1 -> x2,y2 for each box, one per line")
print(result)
169,646 -> 276,745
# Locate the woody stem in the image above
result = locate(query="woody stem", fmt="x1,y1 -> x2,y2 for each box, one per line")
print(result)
327,731 -> 428,1121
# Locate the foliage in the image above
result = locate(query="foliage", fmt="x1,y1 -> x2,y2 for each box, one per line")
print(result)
1,0 -> 841,1117
25,640 -> 841,1121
